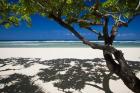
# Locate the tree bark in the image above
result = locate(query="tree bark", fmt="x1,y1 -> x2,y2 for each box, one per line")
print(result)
103,72 -> 113,93
103,50 -> 140,93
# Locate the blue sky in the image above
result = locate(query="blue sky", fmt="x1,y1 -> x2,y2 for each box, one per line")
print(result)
0,14 -> 140,41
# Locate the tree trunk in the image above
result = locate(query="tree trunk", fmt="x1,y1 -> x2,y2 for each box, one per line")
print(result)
103,49 -> 140,93
103,72 -> 113,93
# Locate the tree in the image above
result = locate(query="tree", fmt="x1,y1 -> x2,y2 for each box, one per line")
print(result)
0,0 -> 32,28
1,0 -> 140,92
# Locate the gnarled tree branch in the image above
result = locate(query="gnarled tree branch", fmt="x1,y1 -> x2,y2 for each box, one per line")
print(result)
50,13 -> 119,54
109,15 -> 128,45
67,17 -> 103,26
85,27 -> 103,40
103,16 -> 109,45
136,0 -> 140,11
85,27 -> 100,35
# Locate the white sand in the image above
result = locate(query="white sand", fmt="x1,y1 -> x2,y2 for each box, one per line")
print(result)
0,48 -> 140,93
0,48 -> 140,61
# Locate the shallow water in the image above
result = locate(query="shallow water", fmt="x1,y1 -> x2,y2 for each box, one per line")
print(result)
0,41 -> 140,48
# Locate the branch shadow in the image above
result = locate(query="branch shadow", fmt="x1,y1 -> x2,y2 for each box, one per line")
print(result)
37,58 -> 119,93
0,57 -> 40,68
0,73 -> 44,93
0,58 -> 140,93
37,58 -> 140,93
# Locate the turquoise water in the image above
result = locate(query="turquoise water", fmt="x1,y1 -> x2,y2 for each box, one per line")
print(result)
0,41 -> 140,48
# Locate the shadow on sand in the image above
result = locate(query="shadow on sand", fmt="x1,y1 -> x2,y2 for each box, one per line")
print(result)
0,73 -> 44,93
0,58 -> 140,93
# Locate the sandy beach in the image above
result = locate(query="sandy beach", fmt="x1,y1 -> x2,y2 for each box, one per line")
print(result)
0,48 -> 140,93
0,48 -> 140,60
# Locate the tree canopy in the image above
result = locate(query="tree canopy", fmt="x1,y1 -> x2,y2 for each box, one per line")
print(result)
1,0 -> 140,27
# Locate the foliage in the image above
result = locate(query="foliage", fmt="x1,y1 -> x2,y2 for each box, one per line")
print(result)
0,0 -> 34,28
1,0 -> 140,29
102,0 -> 140,21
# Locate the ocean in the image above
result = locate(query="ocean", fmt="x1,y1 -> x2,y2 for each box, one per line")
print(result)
0,41 -> 140,48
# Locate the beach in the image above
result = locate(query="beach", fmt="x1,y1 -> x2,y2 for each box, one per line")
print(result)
0,48 -> 140,93
0,48 -> 140,60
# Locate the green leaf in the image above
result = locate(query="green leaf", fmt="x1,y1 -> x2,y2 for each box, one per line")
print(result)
66,0 -> 72,4
9,16 -> 19,26
4,23 -> 11,28
79,22 -> 90,28
40,13 -> 46,17
21,14 -> 31,26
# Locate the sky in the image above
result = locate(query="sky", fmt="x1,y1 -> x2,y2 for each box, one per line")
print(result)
0,14 -> 140,41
